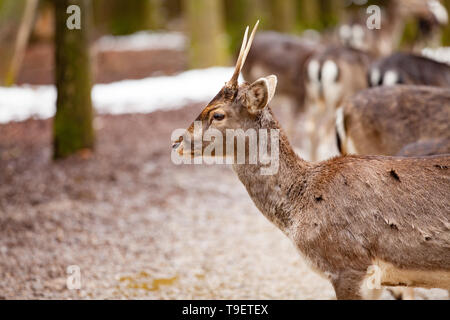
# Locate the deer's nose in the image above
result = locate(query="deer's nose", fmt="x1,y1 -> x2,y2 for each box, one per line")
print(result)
172,142 -> 181,150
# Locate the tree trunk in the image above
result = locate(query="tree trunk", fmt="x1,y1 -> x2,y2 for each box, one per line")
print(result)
6,0 -> 38,86
270,0 -> 296,33
94,0 -> 159,35
166,0 -> 182,20
148,0 -> 166,29
224,0 -> 268,54
320,0 -> 343,28
442,0 -> 450,45
298,0 -> 320,30
184,0 -> 229,68
0,0 -> 38,86
246,0 -> 268,23
53,0 -> 94,159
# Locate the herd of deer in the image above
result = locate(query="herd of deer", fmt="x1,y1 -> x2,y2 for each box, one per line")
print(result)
172,0 -> 450,300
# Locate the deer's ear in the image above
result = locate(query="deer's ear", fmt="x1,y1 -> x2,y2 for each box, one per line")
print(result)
244,75 -> 277,114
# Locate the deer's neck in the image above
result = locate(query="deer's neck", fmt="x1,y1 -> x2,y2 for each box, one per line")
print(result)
232,108 -> 311,234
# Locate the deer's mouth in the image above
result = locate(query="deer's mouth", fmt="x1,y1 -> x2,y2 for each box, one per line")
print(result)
171,139 -> 200,159
172,141 -> 186,157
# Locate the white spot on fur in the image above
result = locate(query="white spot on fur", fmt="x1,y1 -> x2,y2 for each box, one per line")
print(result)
351,25 -> 365,50
346,137 -> 358,154
339,24 -> 352,43
383,70 -> 399,86
428,0 -> 448,25
305,118 -> 316,133
322,60 -> 338,83
306,60 -> 321,103
307,59 -> 320,83
321,60 -> 342,110
370,68 -> 381,87
368,260 -> 450,290
422,47 -> 450,65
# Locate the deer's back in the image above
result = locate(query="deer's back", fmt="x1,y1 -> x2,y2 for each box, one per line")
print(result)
371,52 -> 450,87
294,154 -> 450,273
342,85 -> 450,156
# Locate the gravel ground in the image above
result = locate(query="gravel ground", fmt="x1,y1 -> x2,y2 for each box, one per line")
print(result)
0,104 -> 447,299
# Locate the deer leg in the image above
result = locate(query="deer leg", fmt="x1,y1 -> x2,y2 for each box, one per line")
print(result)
332,271 -> 366,300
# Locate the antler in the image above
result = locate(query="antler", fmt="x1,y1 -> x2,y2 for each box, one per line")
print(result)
227,20 -> 259,89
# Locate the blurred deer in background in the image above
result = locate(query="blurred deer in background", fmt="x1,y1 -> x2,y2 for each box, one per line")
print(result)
338,0 -> 448,56
399,0 -> 449,49
368,52 -> 450,87
304,46 -> 373,161
242,31 -> 321,138
336,84 -> 450,300
337,85 -> 450,157
173,22 -> 450,300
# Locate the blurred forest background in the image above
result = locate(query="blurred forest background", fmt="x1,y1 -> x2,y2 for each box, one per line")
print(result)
2,0 -> 450,80
1,0 -> 449,299
1,0 -> 449,158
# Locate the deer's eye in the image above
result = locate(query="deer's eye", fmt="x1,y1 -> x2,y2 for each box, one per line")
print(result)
213,112 -> 225,121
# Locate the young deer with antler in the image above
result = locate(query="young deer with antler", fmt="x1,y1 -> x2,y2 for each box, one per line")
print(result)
172,22 -> 450,300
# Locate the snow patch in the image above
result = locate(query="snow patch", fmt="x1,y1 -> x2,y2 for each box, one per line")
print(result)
422,47 -> 450,66
95,31 -> 187,52
0,67 -> 239,124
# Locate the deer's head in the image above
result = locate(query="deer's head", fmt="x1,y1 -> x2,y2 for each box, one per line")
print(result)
172,21 -> 278,160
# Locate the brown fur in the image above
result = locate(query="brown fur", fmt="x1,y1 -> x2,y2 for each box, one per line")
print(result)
174,26 -> 450,299
306,45 -> 372,109
339,85 -> 450,156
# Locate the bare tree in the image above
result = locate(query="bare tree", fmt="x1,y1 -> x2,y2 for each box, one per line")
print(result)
184,0 -> 229,68
270,0 -> 296,33
0,0 -> 38,85
53,0 -> 94,158
298,0 -> 320,29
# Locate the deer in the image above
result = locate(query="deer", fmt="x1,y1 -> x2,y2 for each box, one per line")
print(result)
242,31 -> 320,138
336,85 -> 450,157
338,0 -> 448,57
336,84 -> 450,299
400,0 -> 449,50
304,45 -> 373,161
368,52 -> 450,87
172,22 -> 450,300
